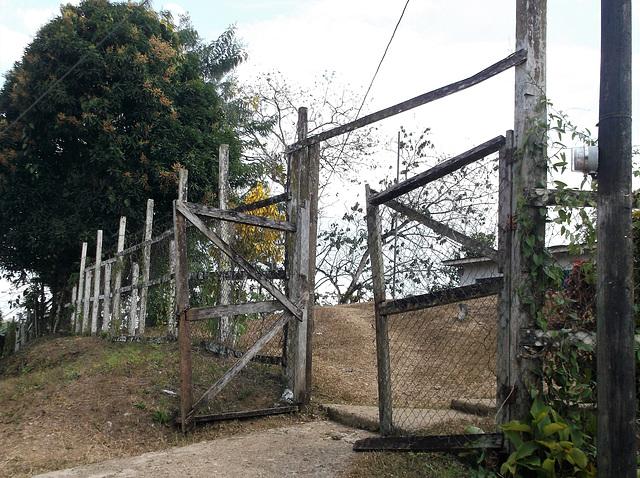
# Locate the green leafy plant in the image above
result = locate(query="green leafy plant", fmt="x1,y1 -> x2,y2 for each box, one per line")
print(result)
500,393 -> 596,477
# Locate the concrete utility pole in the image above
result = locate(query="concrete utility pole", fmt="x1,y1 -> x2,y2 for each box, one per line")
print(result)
597,0 -> 635,475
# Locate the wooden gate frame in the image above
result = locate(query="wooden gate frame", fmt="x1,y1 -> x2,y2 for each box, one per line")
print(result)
174,109 -> 319,432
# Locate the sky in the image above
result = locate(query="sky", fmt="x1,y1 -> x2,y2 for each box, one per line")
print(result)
0,0 -> 638,318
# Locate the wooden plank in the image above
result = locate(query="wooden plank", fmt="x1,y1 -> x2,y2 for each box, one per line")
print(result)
286,49 -> 527,152
232,192 -> 290,213
101,262 -> 112,333
129,262 -> 139,336
138,199 -> 154,336
175,169 -> 194,433
186,300 -> 283,321
496,131 -> 515,429
379,196 -> 500,263
366,184 -> 393,436
175,406 -> 298,425
75,242 -> 88,334
218,144 -> 234,348
82,269 -> 92,333
353,433 -> 504,452
185,295 -> 307,425
185,202 -> 296,232
380,277 -> 503,316
111,216 -> 126,336
368,136 -> 505,206
176,201 -> 303,321
90,230 -> 103,336
167,239 -> 177,336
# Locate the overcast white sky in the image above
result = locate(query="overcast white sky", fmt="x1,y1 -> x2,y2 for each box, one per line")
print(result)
0,0 -> 638,317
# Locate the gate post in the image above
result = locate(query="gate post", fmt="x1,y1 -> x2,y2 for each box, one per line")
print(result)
506,0 -> 547,432
366,184 -> 393,435
284,107 -> 316,406
174,169 -> 194,432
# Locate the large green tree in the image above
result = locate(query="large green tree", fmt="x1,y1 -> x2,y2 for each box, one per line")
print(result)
0,1 -> 256,305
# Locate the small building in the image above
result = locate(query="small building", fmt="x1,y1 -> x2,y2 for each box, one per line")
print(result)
443,245 -> 593,287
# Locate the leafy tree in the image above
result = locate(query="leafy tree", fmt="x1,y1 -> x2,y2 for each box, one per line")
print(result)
239,71 -> 378,194
0,0 -> 258,324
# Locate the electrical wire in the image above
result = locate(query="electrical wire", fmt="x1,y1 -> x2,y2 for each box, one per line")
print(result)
330,0 -> 411,179
0,0 -> 152,137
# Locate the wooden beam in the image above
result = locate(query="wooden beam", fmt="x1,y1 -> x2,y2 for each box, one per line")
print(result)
286,50 -> 527,152
175,406 -> 298,425
186,301 -> 283,321
232,192 -> 290,213
184,201 -> 296,232
366,184 -> 393,436
176,201 -> 302,321
368,136 -> 506,206
379,196 -> 500,263
353,433 -> 504,452
380,277 -> 503,316
175,169 -> 194,433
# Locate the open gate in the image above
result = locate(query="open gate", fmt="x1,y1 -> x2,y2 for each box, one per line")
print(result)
174,110 -> 319,431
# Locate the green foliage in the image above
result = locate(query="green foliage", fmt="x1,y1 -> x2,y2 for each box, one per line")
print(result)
500,393 -> 596,477
0,0 -> 257,297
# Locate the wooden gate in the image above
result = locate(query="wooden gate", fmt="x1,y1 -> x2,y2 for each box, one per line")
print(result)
174,110 -> 319,431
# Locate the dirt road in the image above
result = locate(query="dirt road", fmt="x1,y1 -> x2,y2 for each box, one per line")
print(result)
33,420 -> 374,478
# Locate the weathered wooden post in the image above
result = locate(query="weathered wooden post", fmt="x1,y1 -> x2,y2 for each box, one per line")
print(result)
504,0 -> 547,431
82,269 -> 92,334
101,262 -> 112,334
111,216 -> 126,336
167,239 -> 177,336
285,108 -> 312,405
218,144 -> 235,347
90,230 -> 103,335
366,184 -> 393,435
129,262 -> 139,336
138,199 -> 154,336
597,0 -> 635,474
175,169 -> 194,432
75,242 -> 88,334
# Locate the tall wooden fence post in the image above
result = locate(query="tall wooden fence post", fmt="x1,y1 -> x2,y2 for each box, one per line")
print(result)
496,130 -> 515,428
285,108 -> 311,405
508,0 -> 547,430
175,169 -> 194,431
111,216 -> 127,336
75,242 -> 88,334
90,230 -> 103,336
168,239 -> 177,336
218,144 -> 235,347
82,269 -> 92,334
366,184 -> 393,435
129,262 -> 139,336
138,199 -> 154,336
101,263 -> 112,334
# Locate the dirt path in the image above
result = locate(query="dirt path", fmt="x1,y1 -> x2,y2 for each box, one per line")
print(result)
33,420 -> 374,478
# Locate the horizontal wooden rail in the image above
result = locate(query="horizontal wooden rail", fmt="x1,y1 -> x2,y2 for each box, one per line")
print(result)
369,135 -> 505,206
354,433 -> 504,452
186,300 -> 283,321
380,277 -> 503,316
286,49 -> 526,152
232,192 -> 290,213
185,202 -> 296,232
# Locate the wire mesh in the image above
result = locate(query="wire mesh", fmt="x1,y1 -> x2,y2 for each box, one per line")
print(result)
376,153 -> 501,436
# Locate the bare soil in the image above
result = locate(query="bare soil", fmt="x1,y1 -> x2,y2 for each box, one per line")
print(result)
0,299 -> 496,477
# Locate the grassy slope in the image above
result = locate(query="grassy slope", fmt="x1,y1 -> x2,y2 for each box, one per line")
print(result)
0,308 -> 479,477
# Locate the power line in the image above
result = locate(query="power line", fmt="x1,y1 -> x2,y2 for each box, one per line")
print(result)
356,0 -> 411,119
330,0 -> 411,179
0,0 -> 152,137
